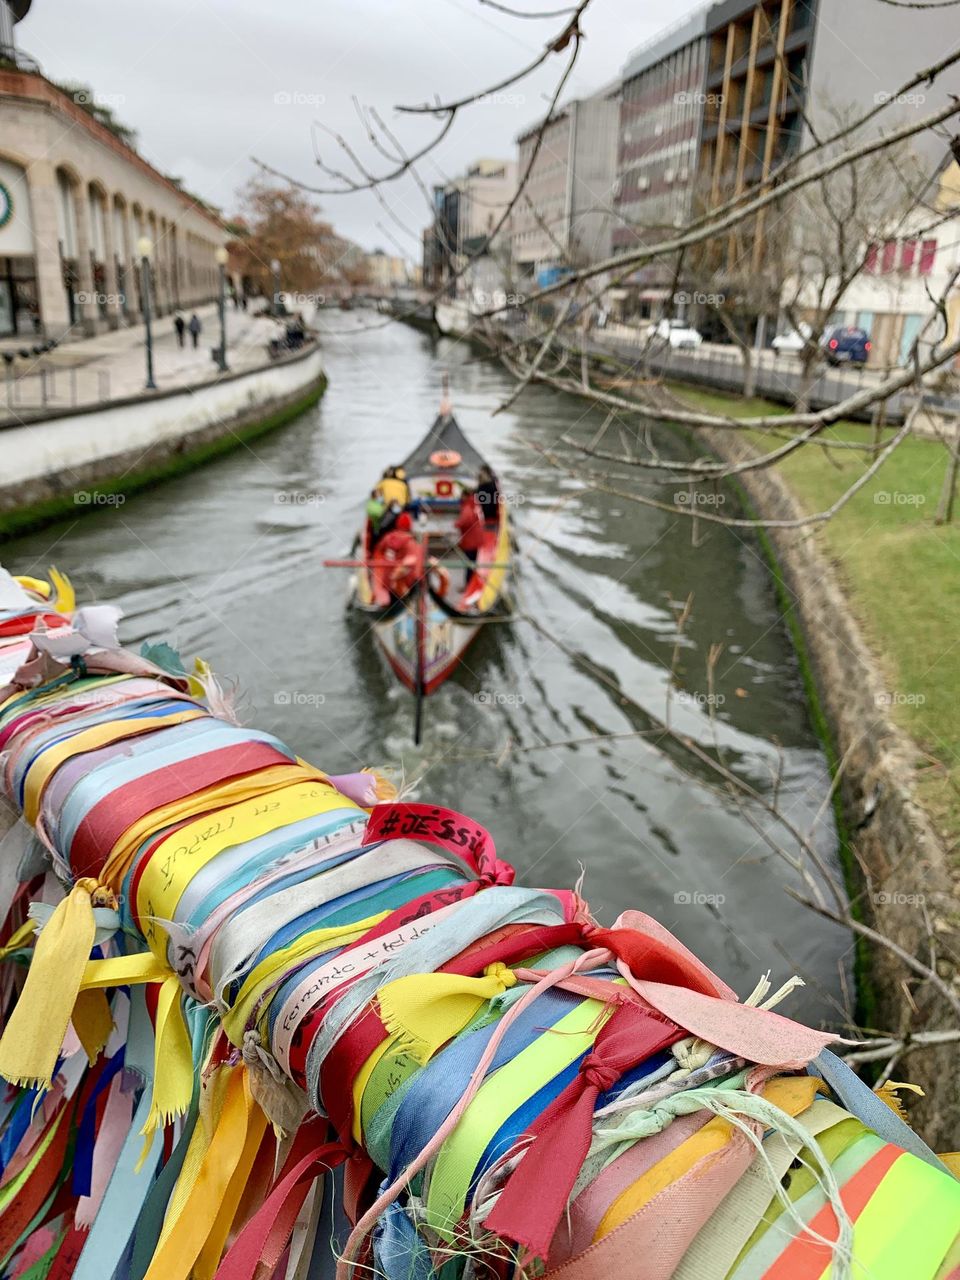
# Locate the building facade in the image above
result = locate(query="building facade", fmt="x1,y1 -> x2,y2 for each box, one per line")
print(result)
365,249 -> 408,292
791,159 -> 960,368
613,14 -> 709,313
610,0 -> 960,319
422,158 -> 516,291
0,66 -> 226,340
512,85 -> 620,280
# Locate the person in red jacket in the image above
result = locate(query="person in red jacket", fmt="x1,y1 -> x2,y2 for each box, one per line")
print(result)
377,512 -> 421,598
454,488 -> 484,587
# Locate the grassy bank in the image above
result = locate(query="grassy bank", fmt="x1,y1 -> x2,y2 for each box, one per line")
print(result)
673,381 -> 960,849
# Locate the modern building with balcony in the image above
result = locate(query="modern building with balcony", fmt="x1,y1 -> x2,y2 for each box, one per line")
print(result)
613,0 -> 960,314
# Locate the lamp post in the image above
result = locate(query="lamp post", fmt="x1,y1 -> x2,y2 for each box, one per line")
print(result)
270,257 -> 281,316
137,236 -> 157,391
215,245 -> 229,372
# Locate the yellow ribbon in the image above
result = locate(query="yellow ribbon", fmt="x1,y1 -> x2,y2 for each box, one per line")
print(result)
144,1064 -> 266,1280
131,773 -> 355,946
80,951 -> 194,1137
222,911 -> 390,1045
0,878 -> 113,1088
21,707 -> 208,826
376,961 -> 518,1066
0,919 -> 36,961
353,963 -> 520,1144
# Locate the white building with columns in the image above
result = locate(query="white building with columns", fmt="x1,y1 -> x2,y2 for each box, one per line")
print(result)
0,63 -> 227,341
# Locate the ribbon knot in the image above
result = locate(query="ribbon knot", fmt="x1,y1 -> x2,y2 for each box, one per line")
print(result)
583,1053 -> 621,1095
483,961 -> 516,991
483,1001 -> 686,1261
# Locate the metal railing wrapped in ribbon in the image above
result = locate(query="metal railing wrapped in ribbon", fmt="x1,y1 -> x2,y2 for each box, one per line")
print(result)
0,565 -> 959,1280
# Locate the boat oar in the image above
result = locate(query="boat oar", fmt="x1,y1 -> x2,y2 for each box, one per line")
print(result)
322,559 -> 515,570
413,575 -> 427,747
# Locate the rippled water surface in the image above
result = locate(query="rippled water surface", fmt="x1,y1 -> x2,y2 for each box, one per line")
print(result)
4,310 -> 851,1025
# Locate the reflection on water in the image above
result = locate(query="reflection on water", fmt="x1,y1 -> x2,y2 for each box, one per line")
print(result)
4,311 -> 851,1026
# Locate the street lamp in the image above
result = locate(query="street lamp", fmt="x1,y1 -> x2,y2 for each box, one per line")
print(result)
215,245 -> 229,372
270,257 -> 281,316
136,236 -> 157,390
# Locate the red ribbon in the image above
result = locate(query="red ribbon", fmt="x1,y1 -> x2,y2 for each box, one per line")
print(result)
0,613 -> 68,637
362,803 -> 515,888
214,1119 -> 351,1280
583,922 -> 732,999
69,741 -> 295,877
314,921 -> 588,1142
483,1002 -> 686,1260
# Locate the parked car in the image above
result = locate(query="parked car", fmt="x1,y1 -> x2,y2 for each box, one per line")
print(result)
822,325 -> 872,365
649,318 -> 703,350
771,321 -> 812,354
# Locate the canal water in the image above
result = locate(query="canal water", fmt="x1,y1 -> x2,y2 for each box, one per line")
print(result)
3,310 -> 850,1027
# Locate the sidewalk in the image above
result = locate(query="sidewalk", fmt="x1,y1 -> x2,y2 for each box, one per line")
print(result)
0,303 -> 293,422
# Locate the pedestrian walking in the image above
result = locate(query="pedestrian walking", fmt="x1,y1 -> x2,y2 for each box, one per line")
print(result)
188,313 -> 201,349
173,314 -> 185,347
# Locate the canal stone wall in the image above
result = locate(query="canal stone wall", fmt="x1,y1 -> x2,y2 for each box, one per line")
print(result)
704,424 -> 960,1148
0,341 -> 326,538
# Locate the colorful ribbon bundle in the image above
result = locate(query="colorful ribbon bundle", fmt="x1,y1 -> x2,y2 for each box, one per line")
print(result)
0,564 -> 959,1280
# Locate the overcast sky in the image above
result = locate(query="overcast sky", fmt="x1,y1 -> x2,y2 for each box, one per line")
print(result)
18,0 -> 703,257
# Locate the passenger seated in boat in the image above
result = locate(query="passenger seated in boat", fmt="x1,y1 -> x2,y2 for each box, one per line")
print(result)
454,488 -> 484,587
375,500 -> 403,542
476,465 -> 500,526
376,466 -> 409,509
378,512 -> 420,598
365,489 -> 386,535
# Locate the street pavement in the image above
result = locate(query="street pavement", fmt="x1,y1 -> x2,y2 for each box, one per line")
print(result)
0,302 -> 293,422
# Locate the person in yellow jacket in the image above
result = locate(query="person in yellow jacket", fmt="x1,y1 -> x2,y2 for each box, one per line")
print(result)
375,466 -> 410,508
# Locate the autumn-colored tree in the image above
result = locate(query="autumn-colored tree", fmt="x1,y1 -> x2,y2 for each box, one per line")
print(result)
231,176 -> 349,295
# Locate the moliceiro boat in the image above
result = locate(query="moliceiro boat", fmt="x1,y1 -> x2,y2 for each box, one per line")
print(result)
0,566 -> 958,1280
350,404 -> 511,715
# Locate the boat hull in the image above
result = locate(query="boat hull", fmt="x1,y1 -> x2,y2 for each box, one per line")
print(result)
372,600 -> 481,694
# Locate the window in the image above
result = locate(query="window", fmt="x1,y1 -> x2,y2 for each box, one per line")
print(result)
864,243 -> 878,273
919,239 -> 937,274
900,240 -> 917,273
881,240 -> 897,273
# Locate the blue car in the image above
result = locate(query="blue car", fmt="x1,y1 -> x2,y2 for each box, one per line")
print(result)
823,325 -> 872,365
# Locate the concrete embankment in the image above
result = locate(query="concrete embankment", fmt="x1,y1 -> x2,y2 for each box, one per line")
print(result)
0,341 -> 326,539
